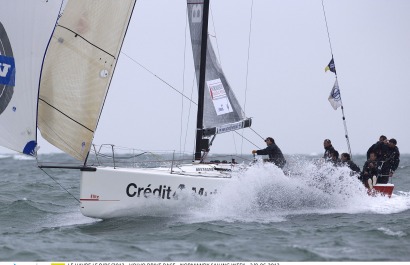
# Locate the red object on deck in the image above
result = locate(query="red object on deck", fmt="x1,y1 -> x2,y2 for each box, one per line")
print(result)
371,184 -> 394,198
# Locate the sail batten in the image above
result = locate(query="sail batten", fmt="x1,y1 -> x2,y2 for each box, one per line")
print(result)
57,25 -> 117,59
38,0 -> 136,162
38,98 -> 94,133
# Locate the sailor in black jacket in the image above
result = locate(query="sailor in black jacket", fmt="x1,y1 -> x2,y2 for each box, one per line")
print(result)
361,152 -> 378,188
378,138 -> 400,184
323,139 -> 336,161
252,137 -> 286,169
340,153 -> 361,176
366,135 -> 388,160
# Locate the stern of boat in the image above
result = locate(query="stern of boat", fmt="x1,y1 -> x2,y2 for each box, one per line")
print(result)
370,183 -> 394,198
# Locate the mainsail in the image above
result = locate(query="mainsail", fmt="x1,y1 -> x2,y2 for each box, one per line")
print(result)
187,1 -> 251,137
38,0 -> 136,162
0,1 -> 61,155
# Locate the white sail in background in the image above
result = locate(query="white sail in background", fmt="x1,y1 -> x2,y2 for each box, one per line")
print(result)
0,0 -> 61,155
38,0 -> 135,161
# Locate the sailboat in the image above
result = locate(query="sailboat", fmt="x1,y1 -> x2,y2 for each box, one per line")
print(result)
0,0 -> 252,218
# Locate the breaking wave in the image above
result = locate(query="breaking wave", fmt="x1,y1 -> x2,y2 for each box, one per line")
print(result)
191,158 -> 410,223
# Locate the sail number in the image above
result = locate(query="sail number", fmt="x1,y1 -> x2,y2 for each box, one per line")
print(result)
191,4 -> 202,23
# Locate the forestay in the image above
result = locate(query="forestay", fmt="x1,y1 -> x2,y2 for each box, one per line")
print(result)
187,0 -> 251,137
0,0 -> 61,155
38,0 -> 135,162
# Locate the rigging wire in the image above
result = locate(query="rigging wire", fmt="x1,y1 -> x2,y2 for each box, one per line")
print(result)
209,5 -> 223,65
321,0 -> 352,158
235,130 -> 260,149
121,52 -> 196,105
241,0 -> 254,156
36,163 -> 80,204
183,76 -> 196,155
250,127 -> 264,142
180,5 -> 189,156
321,0 -> 334,56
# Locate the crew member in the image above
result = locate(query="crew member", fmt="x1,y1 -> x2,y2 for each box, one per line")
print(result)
330,150 -> 341,166
378,138 -> 400,184
340,153 -> 361,176
366,135 -> 388,160
252,137 -> 286,169
361,152 -> 378,189
323,139 -> 336,161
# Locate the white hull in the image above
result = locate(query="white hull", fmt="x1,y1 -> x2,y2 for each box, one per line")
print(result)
80,163 -> 239,218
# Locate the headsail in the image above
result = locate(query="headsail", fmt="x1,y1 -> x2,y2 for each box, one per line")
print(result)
187,1 -> 251,137
0,0 -> 61,155
38,0 -> 136,162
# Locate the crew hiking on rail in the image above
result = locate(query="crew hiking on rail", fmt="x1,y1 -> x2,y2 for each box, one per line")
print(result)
323,135 -> 400,189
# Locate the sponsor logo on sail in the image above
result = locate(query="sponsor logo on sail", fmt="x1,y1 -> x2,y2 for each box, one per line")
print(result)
207,78 -> 233,116
0,22 -> 16,115
216,121 -> 244,134
0,58 -> 14,81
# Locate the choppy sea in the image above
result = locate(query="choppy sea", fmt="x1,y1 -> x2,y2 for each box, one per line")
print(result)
0,153 -> 409,261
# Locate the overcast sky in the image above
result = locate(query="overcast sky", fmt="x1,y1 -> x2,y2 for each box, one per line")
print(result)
1,0 -> 409,157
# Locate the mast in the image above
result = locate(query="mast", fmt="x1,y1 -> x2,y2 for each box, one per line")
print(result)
194,0 -> 210,161
321,0 -> 352,158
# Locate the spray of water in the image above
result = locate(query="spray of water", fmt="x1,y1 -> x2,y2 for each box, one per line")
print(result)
49,157 -> 410,224
190,157 -> 410,222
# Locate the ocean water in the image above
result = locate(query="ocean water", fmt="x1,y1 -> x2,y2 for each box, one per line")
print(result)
1,153 -> 409,261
